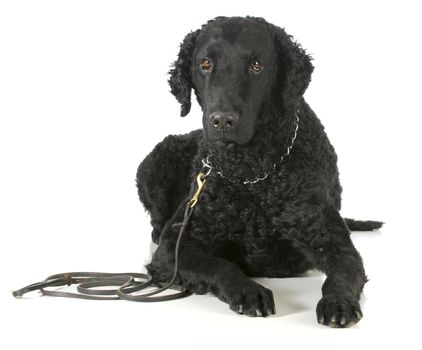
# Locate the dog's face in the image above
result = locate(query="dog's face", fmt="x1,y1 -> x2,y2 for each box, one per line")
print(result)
191,19 -> 277,145
169,16 -> 313,151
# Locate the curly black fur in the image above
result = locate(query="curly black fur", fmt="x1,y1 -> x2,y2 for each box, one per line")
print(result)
136,16 -> 382,327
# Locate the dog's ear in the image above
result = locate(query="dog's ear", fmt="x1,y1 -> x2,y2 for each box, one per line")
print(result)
270,24 -> 314,110
168,29 -> 201,117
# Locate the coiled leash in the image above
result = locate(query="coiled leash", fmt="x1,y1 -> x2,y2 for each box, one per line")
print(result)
12,165 -> 212,302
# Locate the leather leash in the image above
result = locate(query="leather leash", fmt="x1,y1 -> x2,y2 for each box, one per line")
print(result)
12,167 -> 211,302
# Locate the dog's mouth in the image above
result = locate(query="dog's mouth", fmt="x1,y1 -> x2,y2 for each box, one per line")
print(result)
207,139 -> 237,149
203,128 -> 254,147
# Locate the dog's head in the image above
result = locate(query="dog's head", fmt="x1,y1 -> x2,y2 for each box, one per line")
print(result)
169,16 -> 313,147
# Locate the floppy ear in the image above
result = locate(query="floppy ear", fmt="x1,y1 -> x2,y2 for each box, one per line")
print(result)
168,29 -> 201,117
269,24 -> 314,111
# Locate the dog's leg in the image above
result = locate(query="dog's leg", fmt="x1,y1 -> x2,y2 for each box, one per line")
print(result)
150,243 -> 276,317
313,207 -> 366,328
146,198 -> 275,317
178,246 -> 275,317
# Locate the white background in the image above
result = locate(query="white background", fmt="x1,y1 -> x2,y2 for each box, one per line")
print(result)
1,0 -> 421,349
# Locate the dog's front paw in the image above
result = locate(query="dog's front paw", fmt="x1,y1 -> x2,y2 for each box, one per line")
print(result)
221,280 -> 275,317
316,294 -> 363,328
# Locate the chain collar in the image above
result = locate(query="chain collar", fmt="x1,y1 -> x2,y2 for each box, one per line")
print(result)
202,109 -> 300,185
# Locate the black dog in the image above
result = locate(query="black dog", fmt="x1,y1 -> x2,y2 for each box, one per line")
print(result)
136,16 -> 382,327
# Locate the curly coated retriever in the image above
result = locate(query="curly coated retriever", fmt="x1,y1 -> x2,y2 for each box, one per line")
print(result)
136,16 -> 382,327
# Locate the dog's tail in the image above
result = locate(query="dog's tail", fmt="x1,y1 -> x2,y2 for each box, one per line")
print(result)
344,218 -> 384,231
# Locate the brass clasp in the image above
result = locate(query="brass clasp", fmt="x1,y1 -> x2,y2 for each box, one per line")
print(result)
190,172 -> 207,208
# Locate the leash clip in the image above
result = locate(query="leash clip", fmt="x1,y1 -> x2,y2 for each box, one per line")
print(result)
190,172 -> 207,208
189,159 -> 213,208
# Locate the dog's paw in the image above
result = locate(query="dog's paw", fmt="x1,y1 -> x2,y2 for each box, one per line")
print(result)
221,280 -> 275,317
316,294 -> 363,328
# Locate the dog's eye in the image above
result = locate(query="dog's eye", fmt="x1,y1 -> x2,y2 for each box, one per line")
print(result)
250,59 -> 263,73
200,58 -> 213,72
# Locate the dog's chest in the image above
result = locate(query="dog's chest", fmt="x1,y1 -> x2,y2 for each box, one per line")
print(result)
197,175 -> 293,243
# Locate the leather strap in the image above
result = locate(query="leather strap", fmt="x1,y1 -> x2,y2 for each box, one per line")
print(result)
12,169 -> 210,302
13,272 -> 190,301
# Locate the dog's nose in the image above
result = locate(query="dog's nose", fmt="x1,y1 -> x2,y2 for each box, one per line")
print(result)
209,112 -> 239,131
